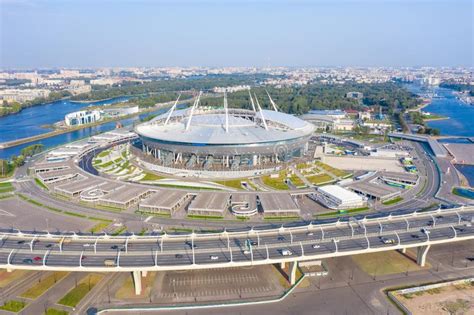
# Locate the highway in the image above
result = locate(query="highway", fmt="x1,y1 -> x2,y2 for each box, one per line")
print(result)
1,206 -> 473,271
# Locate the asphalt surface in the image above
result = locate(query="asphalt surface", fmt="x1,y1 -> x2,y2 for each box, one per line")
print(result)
1,209 -> 473,269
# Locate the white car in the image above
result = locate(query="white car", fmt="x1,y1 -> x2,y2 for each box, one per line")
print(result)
421,228 -> 430,234
312,244 -> 320,249
281,249 -> 293,256
210,255 -> 219,260
307,232 -> 314,236
381,237 -> 394,244
243,250 -> 251,255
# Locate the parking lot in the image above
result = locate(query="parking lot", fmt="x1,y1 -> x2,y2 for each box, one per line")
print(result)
0,197 -> 93,231
154,266 -> 284,303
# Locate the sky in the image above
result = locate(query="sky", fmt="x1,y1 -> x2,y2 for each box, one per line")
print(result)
0,0 -> 472,68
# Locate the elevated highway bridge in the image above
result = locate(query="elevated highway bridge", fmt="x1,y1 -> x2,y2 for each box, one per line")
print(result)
1,206 -> 473,295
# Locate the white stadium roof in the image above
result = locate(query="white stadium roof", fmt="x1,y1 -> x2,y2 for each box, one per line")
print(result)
136,108 -> 315,145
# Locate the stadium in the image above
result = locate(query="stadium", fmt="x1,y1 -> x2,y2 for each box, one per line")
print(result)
134,91 -> 316,176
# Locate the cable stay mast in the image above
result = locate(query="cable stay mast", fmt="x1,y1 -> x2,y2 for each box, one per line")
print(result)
186,91 -> 202,131
254,93 -> 268,130
266,89 -> 279,112
248,89 -> 257,112
223,91 -> 229,133
164,93 -> 181,126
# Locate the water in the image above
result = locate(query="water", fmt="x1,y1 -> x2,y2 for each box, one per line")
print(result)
455,164 -> 474,188
0,96 -> 130,143
0,104 -> 184,159
453,187 -> 474,199
407,84 -> 474,137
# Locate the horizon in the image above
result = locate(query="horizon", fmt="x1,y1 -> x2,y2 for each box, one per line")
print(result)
1,0 -> 473,69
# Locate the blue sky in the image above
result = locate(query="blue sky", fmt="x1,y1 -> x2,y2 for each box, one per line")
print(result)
1,0 -> 472,68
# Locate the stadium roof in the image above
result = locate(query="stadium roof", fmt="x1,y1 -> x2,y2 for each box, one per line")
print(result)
136,108 -> 315,145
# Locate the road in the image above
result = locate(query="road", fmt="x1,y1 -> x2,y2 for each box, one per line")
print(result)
1,207 -> 473,271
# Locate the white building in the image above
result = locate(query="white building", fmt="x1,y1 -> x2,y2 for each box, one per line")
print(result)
313,185 -> 366,210
0,89 -> 51,103
65,110 -> 101,126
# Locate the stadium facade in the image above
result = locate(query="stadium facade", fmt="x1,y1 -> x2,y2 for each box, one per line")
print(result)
134,91 -> 315,173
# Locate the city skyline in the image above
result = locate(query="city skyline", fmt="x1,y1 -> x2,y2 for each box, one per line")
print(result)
1,0 -> 473,69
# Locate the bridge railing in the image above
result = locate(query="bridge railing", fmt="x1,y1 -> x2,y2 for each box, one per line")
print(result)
0,206 -> 472,244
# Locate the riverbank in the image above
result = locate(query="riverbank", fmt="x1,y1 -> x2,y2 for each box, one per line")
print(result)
423,115 -> 449,122
69,96 -> 125,103
0,99 -> 190,150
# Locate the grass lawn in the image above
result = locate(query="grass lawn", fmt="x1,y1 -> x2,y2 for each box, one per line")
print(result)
111,226 -> 127,236
140,173 -> 165,181
306,174 -> 333,185
46,308 -> 69,315
316,207 -> 370,218
316,162 -> 348,177
262,171 -> 289,190
0,270 -> 30,288
96,160 -> 113,168
289,174 -> 306,187
264,216 -> 300,221
115,272 -> 157,299
187,214 -> 224,220
89,222 -> 110,233
97,149 -> 111,158
20,272 -> 68,299
0,300 -> 27,312
34,178 -> 49,190
351,251 -> 430,277
63,211 -> 87,218
57,274 -> 104,307
296,162 -> 311,170
214,179 -> 244,190
382,196 -> 404,205
0,182 -> 14,193
94,204 -> 124,212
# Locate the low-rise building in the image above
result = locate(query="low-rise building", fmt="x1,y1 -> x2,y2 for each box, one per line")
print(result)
65,110 -> 101,126
259,193 -> 300,217
138,190 -> 190,215
187,193 -> 230,217
313,185 -> 366,210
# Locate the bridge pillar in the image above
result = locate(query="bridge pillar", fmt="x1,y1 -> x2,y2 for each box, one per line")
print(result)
416,245 -> 431,267
290,261 -> 298,285
6,268 -> 13,273
132,271 -> 142,295
280,262 -> 286,269
142,271 -> 148,278
399,248 -> 407,254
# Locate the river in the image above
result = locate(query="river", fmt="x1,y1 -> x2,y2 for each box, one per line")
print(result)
0,97 -> 183,159
407,84 -> 474,188
407,84 -> 474,137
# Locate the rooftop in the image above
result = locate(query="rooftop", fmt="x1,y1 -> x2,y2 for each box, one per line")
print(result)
136,108 -> 315,145
318,185 -> 364,202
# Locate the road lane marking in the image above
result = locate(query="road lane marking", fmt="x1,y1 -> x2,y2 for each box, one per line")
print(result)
0,209 -> 15,217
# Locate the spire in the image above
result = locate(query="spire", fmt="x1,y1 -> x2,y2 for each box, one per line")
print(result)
185,91 -> 202,131
164,93 -> 181,126
266,89 -> 278,112
224,91 -> 229,133
254,93 -> 268,130
248,88 -> 256,112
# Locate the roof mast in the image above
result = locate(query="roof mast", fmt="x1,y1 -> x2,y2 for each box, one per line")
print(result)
223,91 -> 229,133
164,93 -> 181,126
248,88 -> 256,112
186,91 -> 202,131
266,89 -> 279,112
254,93 -> 268,130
